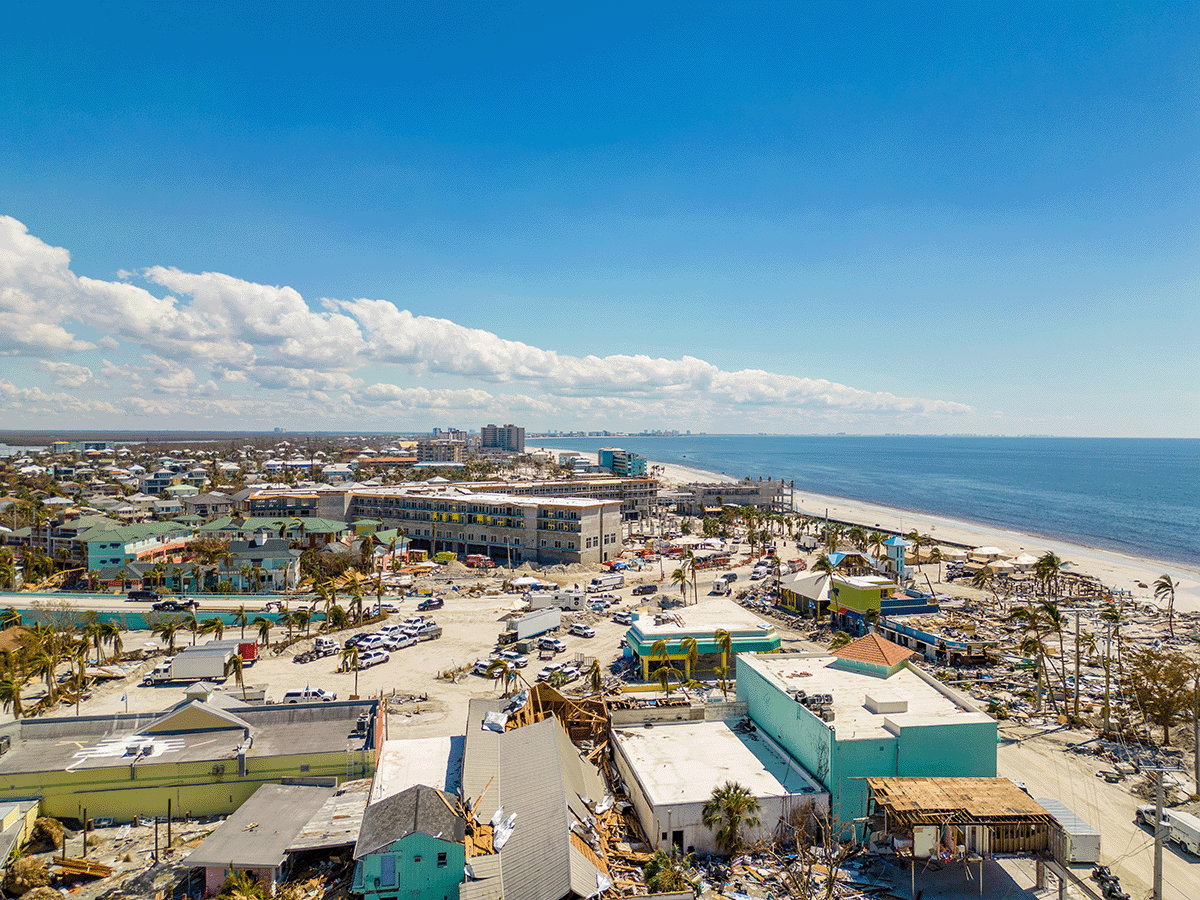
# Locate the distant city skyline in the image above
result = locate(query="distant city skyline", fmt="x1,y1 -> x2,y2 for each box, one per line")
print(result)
1,3 -> 1196,437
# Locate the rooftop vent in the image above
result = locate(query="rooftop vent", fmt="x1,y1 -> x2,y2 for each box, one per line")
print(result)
865,692 -> 908,714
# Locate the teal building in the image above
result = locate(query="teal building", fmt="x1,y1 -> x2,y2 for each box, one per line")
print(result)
353,785 -> 466,900
736,633 -> 997,837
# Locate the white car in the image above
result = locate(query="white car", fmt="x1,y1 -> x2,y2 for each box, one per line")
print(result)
358,634 -> 388,651
568,623 -> 595,638
358,649 -> 390,668
392,634 -> 416,649
536,664 -> 562,682
498,650 -> 528,668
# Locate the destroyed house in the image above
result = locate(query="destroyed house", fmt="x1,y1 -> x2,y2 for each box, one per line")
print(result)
461,699 -> 611,900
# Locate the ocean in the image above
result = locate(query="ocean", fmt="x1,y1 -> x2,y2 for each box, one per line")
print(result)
542,436 -> 1200,568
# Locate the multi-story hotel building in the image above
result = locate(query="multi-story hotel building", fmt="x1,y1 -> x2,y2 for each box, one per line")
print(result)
346,488 -> 623,566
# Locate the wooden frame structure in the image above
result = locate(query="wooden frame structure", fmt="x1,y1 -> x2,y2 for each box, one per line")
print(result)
866,777 -> 1054,856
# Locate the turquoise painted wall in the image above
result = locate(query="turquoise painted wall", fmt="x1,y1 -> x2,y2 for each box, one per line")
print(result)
737,657 -> 999,835
360,832 -> 464,900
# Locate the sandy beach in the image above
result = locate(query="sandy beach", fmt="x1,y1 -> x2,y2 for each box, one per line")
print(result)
536,444 -> 1200,615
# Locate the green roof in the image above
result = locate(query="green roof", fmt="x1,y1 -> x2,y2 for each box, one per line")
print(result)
78,521 -> 193,544
196,516 -> 348,536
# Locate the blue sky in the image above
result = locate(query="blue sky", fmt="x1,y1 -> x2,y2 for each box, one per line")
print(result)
1,2 -> 1196,436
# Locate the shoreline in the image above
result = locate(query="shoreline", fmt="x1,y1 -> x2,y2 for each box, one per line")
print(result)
535,445 -> 1200,615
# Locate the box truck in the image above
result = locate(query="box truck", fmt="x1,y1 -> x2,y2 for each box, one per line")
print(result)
143,640 -> 258,684
500,608 -> 562,644
587,573 -> 624,593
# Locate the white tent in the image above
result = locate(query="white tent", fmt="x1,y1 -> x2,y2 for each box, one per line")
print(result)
969,546 -> 1006,561
1012,553 -> 1039,569
986,559 -> 1016,573
938,546 -> 967,560
511,576 -> 543,587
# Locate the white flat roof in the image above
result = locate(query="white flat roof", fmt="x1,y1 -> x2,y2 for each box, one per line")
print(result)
744,654 -> 992,741
370,735 -> 463,805
631,597 -> 777,640
613,718 -> 825,806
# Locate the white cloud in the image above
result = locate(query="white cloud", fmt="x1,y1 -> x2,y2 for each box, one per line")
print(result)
37,360 -> 95,388
0,215 -> 973,428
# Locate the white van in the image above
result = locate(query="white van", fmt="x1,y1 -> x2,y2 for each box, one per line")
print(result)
282,688 -> 336,703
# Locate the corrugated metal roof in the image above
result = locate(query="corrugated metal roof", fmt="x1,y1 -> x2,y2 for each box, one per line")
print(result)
462,700 -> 607,900
189,784 -> 333,869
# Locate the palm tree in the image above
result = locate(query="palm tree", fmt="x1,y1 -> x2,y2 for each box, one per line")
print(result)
323,604 -> 348,631
186,610 -> 201,646
341,644 -> 360,696
0,677 -> 26,719
152,620 -> 182,653
679,636 -> 699,681
83,620 -> 105,665
485,659 -> 517,697
714,629 -> 734,699
1034,552 -> 1062,599
224,653 -> 247,700
239,564 -> 254,594
29,649 -> 57,706
670,567 -> 688,606
1153,575 -> 1177,638
252,615 -> 272,648
905,531 -> 922,568
702,781 -> 762,856
233,605 -> 248,640
868,531 -> 886,561
99,621 -> 121,661
587,659 -> 603,692
643,849 -> 699,895
294,608 -> 312,638
201,617 -> 225,641
829,631 -> 853,651
847,526 -> 867,552
650,639 -> 678,695
189,564 -> 203,594
0,608 -> 20,630
812,554 -> 835,578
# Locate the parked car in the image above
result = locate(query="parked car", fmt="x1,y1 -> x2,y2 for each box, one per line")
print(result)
127,590 -> 159,601
538,637 -> 567,653
473,660 -> 494,676
498,650 -> 528,668
359,649 -> 390,668
536,664 -> 562,682
344,633 -> 372,649
417,598 -> 444,611
559,664 -> 581,681
373,602 -> 400,614
392,634 -> 416,649
632,584 -> 657,596
612,611 -> 633,625
152,599 -> 198,611
282,688 -> 336,703
568,623 -> 595,638
401,616 -> 426,629
358,634 -> 388,651
414,623 -> 442,641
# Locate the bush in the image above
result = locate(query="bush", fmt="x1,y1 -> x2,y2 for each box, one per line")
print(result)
28,817 -> 63,851
3,857 -> 49,896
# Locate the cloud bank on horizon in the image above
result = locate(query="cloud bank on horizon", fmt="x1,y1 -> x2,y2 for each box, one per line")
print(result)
0,216 -> 971,431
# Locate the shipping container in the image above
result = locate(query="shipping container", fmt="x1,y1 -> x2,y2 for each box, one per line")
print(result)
1038,797 -> 1101,864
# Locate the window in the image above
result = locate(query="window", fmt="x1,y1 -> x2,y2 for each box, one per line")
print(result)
380,855 -> 397,886
437,852 -> 447,868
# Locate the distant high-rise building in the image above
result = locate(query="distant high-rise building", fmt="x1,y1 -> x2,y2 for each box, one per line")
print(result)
480,423 -> 525,454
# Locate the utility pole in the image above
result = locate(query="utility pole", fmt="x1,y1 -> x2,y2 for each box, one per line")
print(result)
1154,770 -> 1164,900
1146,766 -> 1183,900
